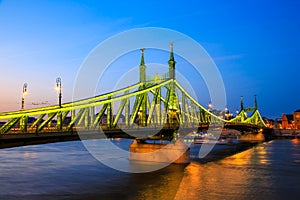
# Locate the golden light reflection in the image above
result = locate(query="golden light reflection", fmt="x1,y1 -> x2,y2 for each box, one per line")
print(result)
174,145 -> 272,199
220,144 -> 269,166
131,165 -> 185,200
220,148 -> 254,166
174,163 -> 203,200
174,161 -> 251,200
291,138 -> 300,145
23,151 -> 37,159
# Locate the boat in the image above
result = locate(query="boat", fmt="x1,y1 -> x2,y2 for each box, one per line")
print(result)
183,131 -> 240,145
193,133 -> 239,145
193,132 -> 218,144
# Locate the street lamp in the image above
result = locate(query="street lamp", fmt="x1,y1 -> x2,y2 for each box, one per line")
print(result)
21,83 -> 28,110
56,77 -> 62,108
208,101 -> 212,111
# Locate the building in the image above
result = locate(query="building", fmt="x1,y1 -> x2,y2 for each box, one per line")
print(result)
281,109 -> 300,129
282,114 -> 294,129
293,109 -> 300,129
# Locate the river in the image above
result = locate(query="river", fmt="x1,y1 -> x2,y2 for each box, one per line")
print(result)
0,138 -> 299,200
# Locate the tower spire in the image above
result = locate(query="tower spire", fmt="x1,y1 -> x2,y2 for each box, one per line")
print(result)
140,48 -> 145,66
240,96 -> 244,111
168,42 -> 176,80
139,48 -> 146,83
169,42 -> 174,61
254,95 -> 257,110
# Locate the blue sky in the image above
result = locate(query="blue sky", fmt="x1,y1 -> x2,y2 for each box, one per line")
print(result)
0,0 -> 299,119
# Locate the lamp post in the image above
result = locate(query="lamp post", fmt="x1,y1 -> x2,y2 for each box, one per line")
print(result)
208,101 -> 212,111
56,77 -> 62,108
21,83 -> 28,110
225,106 -> 229,120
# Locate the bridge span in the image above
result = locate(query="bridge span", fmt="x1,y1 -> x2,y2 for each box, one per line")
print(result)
0,44 -> 267,148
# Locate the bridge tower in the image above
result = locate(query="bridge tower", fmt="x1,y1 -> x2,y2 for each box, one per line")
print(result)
138,48 -> 148,126
167,43 -> 180,131
232,96 -> 247,123
240,96 -> 246,121
168,42 -> 177,111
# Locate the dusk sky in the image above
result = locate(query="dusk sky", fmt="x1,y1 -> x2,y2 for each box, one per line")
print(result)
0,0 -> 300,119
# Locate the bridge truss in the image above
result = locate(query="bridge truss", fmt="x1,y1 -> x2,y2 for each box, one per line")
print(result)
0,46 -> 266,137
0,80 -> 266,135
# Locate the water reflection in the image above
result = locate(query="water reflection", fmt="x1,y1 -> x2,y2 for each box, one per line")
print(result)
128,164 -> 186,200
0,139 -> 299,199
219,143 -> 269,166
23,151 -> 37,159
175,143 -> 275,200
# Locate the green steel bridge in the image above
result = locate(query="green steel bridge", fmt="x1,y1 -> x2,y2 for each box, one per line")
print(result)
0,45 -> 266,143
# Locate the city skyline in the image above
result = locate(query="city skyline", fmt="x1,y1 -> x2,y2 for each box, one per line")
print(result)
0,0 -> 300,119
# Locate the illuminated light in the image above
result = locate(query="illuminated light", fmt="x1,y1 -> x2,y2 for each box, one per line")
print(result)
208,101 -> 212,109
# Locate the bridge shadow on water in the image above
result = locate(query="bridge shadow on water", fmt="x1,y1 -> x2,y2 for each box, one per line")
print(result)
189,142 -> 260,164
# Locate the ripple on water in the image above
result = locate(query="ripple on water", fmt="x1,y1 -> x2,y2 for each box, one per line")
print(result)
0,139 -> 300,200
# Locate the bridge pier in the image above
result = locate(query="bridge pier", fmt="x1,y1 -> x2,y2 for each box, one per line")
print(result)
129,139 -> 190,164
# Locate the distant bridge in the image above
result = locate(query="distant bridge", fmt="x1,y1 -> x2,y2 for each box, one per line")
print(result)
0,44 -> 266,145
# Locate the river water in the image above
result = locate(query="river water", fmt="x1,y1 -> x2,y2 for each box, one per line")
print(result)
0,138 -> 299,200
